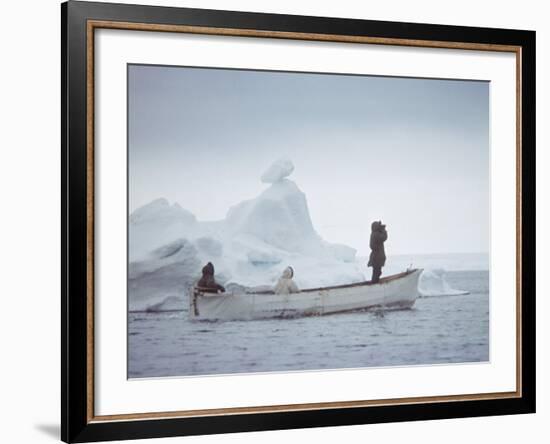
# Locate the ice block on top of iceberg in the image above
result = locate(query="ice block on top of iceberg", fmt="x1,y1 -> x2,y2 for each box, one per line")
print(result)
260,158 -> 295,184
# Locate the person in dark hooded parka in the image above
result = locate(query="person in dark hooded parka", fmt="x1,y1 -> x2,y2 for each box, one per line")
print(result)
368,221 -> 388,283
197,262 -> 226,293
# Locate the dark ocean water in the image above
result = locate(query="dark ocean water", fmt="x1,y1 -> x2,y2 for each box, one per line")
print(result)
128,270 -> 489,378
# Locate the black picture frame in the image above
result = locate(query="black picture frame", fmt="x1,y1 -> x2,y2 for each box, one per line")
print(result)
62,1 -> 536,442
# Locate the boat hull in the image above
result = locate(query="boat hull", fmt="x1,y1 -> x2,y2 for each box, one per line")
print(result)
190,269 -> 422,321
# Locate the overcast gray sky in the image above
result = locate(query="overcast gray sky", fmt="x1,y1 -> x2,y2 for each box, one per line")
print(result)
128,64 -> 489,256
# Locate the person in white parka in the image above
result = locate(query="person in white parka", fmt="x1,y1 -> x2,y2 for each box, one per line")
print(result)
274,266 -> 300,294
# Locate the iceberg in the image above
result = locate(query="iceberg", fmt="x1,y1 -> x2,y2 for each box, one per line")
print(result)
129,160 -> 364,311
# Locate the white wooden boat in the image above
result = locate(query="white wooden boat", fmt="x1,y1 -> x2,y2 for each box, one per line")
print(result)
189,269 -> 422,321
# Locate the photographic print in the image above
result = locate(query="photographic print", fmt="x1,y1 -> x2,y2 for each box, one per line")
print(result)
127,65 -> 490,379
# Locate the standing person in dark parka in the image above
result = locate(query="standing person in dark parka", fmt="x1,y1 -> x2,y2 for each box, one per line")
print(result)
368,221 -> 388,283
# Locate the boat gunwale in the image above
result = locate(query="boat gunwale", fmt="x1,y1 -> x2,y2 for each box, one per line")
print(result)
194,269 -> 421,297
299,269 -> 420,293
